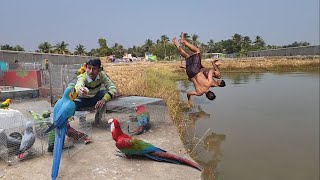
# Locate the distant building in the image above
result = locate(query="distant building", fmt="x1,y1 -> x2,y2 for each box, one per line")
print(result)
204,53 -> 224,58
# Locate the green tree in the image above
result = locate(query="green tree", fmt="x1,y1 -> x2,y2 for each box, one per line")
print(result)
144,39 -> 154,52
111,43 -> 125,58
38,42 -> 52,53
191,34 -> 200,47
253,36 -> 266,50
97,38 -> 111,57
13,45 -> 25,51
74,44 -> 86,56
160,35 -> 169,59
54,41 -> 70,54
207,39 -> 215,53
98,38 -> 108,48
232,33 -> 243,53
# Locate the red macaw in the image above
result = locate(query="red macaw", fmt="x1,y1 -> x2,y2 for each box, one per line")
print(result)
109,118 -> 202,171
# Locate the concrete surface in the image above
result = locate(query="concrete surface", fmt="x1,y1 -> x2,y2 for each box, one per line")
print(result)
0,98 -> 202,180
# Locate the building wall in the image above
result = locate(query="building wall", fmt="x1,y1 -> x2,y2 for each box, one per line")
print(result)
3,70 -> 42,88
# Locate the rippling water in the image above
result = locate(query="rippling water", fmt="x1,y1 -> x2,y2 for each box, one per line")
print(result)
177,72 -> 319,180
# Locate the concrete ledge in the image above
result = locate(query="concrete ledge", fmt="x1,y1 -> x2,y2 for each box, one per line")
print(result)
0,87 -> 38,100
1,98 -> 201,179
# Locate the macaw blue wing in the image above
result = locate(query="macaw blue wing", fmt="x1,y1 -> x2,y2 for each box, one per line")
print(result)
45,100 -> 75,134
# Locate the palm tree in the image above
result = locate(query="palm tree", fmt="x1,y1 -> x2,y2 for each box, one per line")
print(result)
160,35 -> 169,59
14,45 -> 25,51
191,34 -> 200,47
254,36 -> 266,50
54,41 -> 69,54
98,38 -> 108,48
242,36 -> 252,50
207,39 -> 215,53
144,39 -> 154,52
232,33 -> 243,52
182,33 -> 191,42
38,42 -> 52,53
74,44 -> 86,56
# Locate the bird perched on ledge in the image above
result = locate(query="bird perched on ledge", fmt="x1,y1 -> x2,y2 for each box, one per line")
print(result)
127,105 -> 150,135
0,98 -> 11,109
109,118 -> 202,171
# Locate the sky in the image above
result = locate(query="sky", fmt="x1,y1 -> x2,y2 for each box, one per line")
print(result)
0,0 -> 319,52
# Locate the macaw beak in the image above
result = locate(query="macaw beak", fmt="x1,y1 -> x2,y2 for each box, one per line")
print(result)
108,119 -> 114,124
69,88 -> 78,101
71,92 -> 78,101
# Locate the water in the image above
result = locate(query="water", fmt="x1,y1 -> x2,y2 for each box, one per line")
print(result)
177,72 -> 319,180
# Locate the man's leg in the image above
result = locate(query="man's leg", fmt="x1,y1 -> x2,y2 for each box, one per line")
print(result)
93,90 -> 107,125
180,32 -> 200,54
211,60 -> 222,78
173,37 -> 189,59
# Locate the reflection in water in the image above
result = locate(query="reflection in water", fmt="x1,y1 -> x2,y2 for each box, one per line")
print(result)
178,72 -> 319,180
225,72 -> 263,84
179,105 -> 226,180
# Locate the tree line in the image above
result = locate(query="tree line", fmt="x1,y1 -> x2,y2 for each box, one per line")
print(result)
0,33 -> 311,60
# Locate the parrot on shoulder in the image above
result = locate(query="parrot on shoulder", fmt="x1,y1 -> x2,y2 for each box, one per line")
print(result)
0,98 -> 11,109
127,105 -> 150,135
108,118 -> 202,171
44,83 -> 78,180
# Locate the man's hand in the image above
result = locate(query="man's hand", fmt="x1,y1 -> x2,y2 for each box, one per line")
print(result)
95,99 -> 106,110
79,87 -> 89,97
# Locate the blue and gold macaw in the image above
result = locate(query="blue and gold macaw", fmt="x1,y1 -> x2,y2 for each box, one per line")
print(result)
44,83 -> 78,180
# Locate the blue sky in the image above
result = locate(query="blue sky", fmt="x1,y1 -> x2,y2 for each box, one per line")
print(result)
1,0 -> 319,51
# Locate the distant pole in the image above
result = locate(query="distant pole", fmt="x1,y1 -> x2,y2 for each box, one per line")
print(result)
48,61 -> 53,107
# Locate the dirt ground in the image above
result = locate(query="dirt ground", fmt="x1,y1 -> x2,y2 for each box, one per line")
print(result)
0,98 -> 201,180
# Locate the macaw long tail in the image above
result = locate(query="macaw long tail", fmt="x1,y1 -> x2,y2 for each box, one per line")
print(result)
148,151 -> 203,172
127,125 -> 144,135
51,125 -> 67,180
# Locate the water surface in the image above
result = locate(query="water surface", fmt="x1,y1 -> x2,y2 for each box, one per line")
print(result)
178,72 -> 319,180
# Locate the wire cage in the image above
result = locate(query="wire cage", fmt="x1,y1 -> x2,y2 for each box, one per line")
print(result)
103,96 -> 168,135
24,107 -> 93,158
0,109 -> 47,165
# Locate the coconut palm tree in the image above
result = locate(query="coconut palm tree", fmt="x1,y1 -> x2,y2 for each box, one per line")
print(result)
54,41 -> 69,54
74,44 -> 86,56
160,35 -> 169,59
144,39 -> 154,52
38,42 -> 52,53
191,34 -> 200,47
207,39 -> 215,53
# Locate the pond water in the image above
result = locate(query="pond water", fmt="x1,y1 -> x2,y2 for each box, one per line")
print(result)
177,72 -> 319,180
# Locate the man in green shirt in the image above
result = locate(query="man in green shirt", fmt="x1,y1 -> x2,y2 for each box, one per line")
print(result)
75,59 -> 117,125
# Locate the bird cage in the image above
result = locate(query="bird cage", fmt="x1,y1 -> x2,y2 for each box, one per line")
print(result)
62,111 -> 93,158
25,108 -> 93,158
0,109 -> 47,165
103,96 -> 168,135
